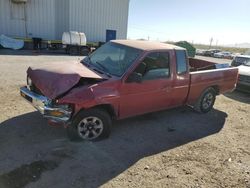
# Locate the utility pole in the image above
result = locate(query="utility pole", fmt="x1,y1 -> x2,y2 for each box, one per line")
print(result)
209,37 -> 213,49
216,40 -> 218,47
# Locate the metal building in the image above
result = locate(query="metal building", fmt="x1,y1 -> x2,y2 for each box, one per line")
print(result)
0,0 -> 129,42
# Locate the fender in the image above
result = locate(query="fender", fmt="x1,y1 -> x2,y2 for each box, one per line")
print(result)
58,83 -> 120,117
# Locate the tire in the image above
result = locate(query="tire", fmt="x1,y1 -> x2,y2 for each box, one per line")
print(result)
80,47 -> 90,56
67,108 -> 112,141
194,88 -> 216,113
68,46 -> 78,55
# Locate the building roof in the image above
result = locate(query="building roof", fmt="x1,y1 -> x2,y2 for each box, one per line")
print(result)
111,40 -> 184,51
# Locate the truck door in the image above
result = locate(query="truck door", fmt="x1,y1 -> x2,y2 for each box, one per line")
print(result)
171,50 -> 190,106
119,51 -> 174,118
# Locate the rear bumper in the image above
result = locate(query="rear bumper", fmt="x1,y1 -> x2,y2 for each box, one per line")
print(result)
20,86 -> 72,123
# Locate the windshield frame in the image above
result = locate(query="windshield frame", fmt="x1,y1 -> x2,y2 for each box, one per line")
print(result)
88,42 -> 143,77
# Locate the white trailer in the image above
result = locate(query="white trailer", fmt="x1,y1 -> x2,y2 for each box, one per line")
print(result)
62,31 -> 90,55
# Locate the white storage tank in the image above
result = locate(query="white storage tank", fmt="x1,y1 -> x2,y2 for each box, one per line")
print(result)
62,31 -> 87,46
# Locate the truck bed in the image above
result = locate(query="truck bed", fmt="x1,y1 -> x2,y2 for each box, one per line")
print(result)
187,58 -> 238,105
189,58 -> 219,72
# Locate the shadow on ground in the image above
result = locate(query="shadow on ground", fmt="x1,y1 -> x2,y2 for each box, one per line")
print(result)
224,90 -> 250,104
0,107 -> 227,188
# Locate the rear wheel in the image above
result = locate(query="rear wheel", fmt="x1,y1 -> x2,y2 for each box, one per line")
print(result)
67,108 -> 112,141
194,88 -> 216,113
80,46 -> 90,56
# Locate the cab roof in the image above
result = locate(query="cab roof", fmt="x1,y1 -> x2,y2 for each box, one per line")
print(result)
111,40 -> 185,51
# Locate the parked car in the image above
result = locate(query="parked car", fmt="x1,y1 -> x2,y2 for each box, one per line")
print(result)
214,51 -> 232,59
236,62 -> 250,92
231,55 -> 250,67
196,49 -> 206,56
231,53 -> 242,59
20,40 -> 238,141
204,49 -> 221,57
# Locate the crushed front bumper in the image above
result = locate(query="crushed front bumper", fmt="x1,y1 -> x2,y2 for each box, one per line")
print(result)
20,86 -> 72,123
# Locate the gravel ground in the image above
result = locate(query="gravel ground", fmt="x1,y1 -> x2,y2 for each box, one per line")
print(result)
0,50 -> 249,188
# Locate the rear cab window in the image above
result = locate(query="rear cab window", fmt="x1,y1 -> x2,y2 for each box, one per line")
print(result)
176,50 -> 188,74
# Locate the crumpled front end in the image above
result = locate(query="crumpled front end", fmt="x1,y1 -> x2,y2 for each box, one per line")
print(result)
20,86 -> 72,124
27,60 -> 106,99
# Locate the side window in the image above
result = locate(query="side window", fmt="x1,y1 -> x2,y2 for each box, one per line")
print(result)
134,52 -> 170,81
176,50 -> 187,74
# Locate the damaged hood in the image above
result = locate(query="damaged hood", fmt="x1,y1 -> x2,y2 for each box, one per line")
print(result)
27,60 -> 106,99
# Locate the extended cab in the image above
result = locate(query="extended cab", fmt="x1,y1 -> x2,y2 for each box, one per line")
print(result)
20,40 -> 238,141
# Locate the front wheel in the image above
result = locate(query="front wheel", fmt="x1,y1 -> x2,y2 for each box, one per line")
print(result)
194,88 -> 216,113
67,108 -> 112,141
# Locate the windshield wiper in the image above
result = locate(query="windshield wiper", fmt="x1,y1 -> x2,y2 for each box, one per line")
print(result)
95,61 -> 112,77
82,57 -> 111,77
81,56 -> 92,67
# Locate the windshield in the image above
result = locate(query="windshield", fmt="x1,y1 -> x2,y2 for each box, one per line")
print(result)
88,42 -> 142,77
235,57 -> 250,65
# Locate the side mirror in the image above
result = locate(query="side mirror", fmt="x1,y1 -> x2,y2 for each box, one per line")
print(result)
127,72 -> 142,83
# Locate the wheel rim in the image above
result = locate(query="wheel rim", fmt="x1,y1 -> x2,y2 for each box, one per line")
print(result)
77,116 -> 104,140
202,93 -> 214,110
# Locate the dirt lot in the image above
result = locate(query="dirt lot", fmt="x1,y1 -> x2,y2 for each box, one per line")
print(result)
0,50 -> 249,188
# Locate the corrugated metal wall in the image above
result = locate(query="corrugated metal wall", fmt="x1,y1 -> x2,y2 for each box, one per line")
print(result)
0,0 -> 56,39
55,0 -> 69,39
0,0 -> 27,37
0,0 -> 129,42
69,0 -> 129,42
26,0 -> 56,39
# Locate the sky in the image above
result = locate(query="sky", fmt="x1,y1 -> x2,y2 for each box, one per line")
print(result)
127,0 -> 250,46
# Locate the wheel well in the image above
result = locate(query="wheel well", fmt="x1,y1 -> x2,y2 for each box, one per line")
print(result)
73,104 -> 115,120
74,104 -> 116,120
93,104 -> 116,118
74,104 -> 117,119
211,85 -> 219,95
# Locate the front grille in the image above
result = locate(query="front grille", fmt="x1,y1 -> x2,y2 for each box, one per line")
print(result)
239,75 -> 250,83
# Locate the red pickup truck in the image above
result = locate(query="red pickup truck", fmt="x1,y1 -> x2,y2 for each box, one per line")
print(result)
20,40 -> 238,141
